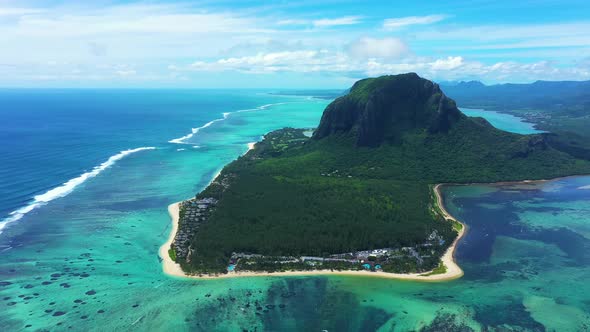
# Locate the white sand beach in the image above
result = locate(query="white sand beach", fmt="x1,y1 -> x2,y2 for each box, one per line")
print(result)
160,183 -> 466,281
159,202 -> 185,277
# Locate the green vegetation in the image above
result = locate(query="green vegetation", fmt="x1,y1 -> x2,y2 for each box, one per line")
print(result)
235,257 -> 363,273
421,263 -> 447,276
442,80 -> 590,160
168,248 -> 177,262
178,74 -> 590,275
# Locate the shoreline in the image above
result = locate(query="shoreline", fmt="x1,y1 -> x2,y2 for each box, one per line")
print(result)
159,136 -> 585,281
159,186 -> 465,281
160,149 -> 586,281
159,139 -> 467,280
159,202 -> 185,276
439,174 -> 590,188
158,141 -> 259,278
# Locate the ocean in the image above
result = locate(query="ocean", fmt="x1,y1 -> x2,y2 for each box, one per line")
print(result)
1,90 -> 589,331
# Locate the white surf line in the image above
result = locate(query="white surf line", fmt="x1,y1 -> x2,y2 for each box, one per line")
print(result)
168,100 -> 301,145
0,147 -> 156,234
168,112 -> 230,144
235,102 -> 289,113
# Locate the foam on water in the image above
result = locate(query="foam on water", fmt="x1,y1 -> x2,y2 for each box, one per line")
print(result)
168,120 -> 218,144
1,99 -> 305,232
168,103 -> 290,144
0,147 -> 156,233
168,112 -> 231,144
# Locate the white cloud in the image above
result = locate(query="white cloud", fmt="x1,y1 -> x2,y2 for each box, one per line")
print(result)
191,50 -> 328,73
0,2 -> 281,72
1,2 -> 589,86
383,15 -> 446,30
184,49 -> 590,83
276,16 -> 363,28
313,16 -> 362,28
347,37 -> 409,59
430,56 -> 464,70
0,7 -> 44,16
116,70 -> 137,77
277,19 -> 308,26
12,8 -> 269,37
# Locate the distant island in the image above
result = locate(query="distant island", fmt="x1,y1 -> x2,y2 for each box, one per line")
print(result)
161,73 -> 590,280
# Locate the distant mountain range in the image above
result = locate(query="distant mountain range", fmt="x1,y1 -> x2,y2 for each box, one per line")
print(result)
440,79 -> 590,160
440,79 -> 590,114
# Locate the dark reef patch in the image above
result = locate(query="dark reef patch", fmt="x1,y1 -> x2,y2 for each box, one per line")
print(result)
473,300 -> 544,331
420,313 -> 474,332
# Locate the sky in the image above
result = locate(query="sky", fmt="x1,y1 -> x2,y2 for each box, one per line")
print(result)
1,0 -> 590,88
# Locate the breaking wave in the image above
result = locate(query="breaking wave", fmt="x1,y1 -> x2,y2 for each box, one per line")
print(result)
168,102 -> 290,144
0,147 -> 156,233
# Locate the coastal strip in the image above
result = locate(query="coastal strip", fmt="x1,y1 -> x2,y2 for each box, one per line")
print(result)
432,184 -> 466,280
159,202 -> 185,276
159,141 -> 259,277
160,169 -> 467,281
159,189 -> 464,281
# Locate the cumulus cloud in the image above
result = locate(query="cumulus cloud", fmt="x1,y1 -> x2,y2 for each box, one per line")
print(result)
430,56 -> 464,70
2,2 -> 589,85
190,50 -> 333,73
347,37 -> 409,59
184,49 -> 590,83
383,15 -> 447,30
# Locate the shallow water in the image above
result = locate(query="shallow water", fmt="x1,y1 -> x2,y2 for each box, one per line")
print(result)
1,91 -> 589,331
460,108 -> 543,134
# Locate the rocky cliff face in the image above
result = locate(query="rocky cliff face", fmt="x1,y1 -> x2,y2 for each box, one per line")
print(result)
313,73 -> 466,146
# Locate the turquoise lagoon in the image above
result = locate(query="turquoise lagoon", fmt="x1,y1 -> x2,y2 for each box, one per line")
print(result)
460,108 -> 543,134
0,91 -> 589,331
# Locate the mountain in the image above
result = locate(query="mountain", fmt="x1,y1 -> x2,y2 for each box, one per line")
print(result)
440,79 -> 590,160
270,89 -> 346,100
314,73 -> 465,146
171,73 -> 590,275
441,79 -> 590,113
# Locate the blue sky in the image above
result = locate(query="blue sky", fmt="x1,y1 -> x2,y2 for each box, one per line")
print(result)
1,0 -> 589,88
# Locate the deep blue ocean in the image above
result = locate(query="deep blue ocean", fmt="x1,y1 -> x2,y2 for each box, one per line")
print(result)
0,90 -> 303,229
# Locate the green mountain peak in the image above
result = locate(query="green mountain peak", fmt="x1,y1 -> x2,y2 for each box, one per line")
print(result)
314,73 -> 465,146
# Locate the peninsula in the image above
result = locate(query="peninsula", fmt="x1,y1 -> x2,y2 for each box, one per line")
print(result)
162,73 -> 590,280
